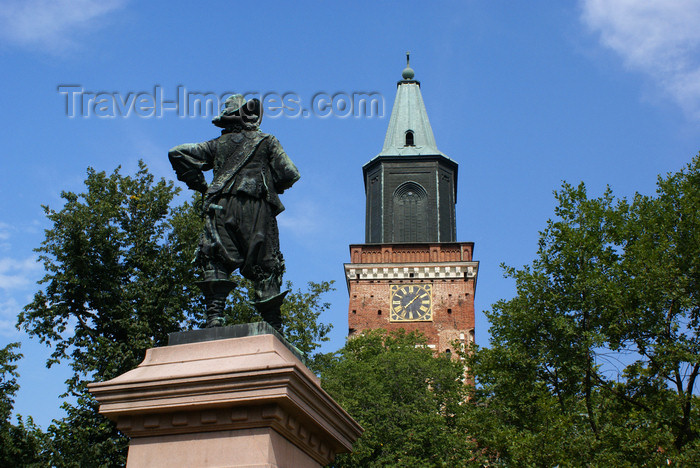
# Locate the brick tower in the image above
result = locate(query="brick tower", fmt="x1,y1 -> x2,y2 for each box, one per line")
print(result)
344,55 -> 478,354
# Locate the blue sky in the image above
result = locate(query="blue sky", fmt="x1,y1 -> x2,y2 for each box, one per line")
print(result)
1,0 -> 699,429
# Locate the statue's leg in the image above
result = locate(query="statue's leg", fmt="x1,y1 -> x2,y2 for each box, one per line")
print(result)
238,199 -> 288,333
196,263 -> 236,328
251,251 -> 287,332
195,198 -> 242,328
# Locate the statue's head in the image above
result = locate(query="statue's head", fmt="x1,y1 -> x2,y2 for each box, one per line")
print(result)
212,94 -> 262,128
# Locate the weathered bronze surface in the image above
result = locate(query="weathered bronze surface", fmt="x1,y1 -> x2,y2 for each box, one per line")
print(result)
169,95 -> 300,330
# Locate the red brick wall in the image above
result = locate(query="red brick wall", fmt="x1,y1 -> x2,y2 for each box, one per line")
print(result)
349,242 -> 474,264
346,243 -> 476,355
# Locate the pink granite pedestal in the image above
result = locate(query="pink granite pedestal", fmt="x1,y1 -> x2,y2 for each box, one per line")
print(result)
88,333 -> 362,468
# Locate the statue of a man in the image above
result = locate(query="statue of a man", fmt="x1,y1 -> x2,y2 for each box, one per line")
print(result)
168,95 -> 300,330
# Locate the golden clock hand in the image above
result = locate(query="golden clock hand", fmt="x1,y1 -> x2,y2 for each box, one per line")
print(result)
404,293 -> 421,308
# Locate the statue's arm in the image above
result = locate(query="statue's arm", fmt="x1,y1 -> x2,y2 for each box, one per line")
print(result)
267,137 -> 300,194
168,141 -> 215,193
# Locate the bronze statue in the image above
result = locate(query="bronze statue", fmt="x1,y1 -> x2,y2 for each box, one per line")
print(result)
169,95 -> 300,330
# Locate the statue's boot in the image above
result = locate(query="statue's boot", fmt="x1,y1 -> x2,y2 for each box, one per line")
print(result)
195,279 -> 237,328
204,294 -> 226,327
253,290 -> 289,333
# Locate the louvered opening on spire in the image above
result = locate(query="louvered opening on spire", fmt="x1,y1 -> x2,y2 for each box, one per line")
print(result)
405,130 -> 415,146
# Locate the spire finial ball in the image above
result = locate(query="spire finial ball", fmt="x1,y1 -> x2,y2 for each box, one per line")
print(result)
402,51 -> 415,80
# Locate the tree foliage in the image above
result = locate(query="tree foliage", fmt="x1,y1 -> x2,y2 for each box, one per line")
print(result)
0,343 -> 21,427
468,154 -> 700,465
20,162 -> 199,389
319,329 -> 483,467
282,280 -> 334,357
17,162 -> 333,466
0,343 -> 48,466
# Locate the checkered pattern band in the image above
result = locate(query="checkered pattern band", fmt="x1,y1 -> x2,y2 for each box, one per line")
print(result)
345,262 -> 478,281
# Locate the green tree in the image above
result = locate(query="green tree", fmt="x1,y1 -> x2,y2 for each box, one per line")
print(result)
0,344 -> 21,441
18,162 -> 197,466
319,329 -> 483,467
282,280 -> 334,357
0,342 -> 49,466
468,154 -> 700,466
18,162 -> 333,466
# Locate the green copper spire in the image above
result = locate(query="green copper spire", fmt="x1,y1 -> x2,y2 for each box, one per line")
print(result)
376,52 -> 447,157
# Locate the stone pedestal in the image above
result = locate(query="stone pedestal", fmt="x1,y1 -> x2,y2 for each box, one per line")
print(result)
88,326 -> 362,467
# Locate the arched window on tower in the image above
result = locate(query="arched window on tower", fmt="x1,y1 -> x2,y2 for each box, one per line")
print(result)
392,181 -> 428,242
405,130 -> 415,146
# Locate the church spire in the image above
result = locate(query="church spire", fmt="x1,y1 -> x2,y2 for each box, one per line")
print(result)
362,53 -> 458,244
378,54 -> 443,157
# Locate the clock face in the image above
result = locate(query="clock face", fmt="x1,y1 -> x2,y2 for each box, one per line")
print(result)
390,284 -> 432,322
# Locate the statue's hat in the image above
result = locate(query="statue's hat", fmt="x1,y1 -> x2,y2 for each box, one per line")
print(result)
212,94 -> 261,128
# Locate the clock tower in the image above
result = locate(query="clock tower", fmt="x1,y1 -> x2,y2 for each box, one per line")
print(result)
344,55 -> 478,354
